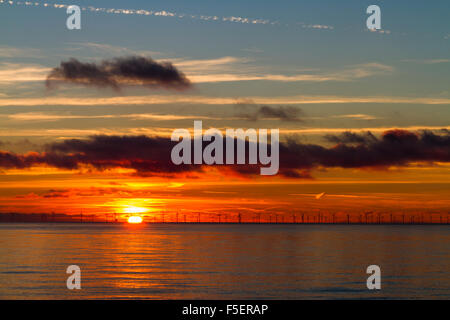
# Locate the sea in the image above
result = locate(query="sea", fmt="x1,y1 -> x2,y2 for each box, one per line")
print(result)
0,223 -> 449,299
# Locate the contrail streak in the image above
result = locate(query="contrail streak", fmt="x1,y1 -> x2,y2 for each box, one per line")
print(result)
0,0 -> 280,26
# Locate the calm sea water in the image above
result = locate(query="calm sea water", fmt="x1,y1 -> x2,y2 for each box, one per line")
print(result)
0,223 -> 449,299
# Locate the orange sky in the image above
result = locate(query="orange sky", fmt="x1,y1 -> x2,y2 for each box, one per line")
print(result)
1,162 -> 449,222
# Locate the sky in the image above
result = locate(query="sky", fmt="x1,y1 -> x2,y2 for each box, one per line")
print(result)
0,0 -> 449,222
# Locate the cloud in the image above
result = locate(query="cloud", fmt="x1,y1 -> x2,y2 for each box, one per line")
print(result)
46,56 -> 191,91
324,131 -> 378,144
66,42 -> 161,57
338,63 -> 393,79
0,136 -> 197,177
298,23 -> 334,30
402,59 -> 450,64
236,104 -> 304,122
0,46 -> 42,58
0,56 -> 393,86
280,129 -> 450,172
3,1 -> 338,32
4,89 -> 450,107
0,63 -> 50,83
173,56 -> 249,70
2,126 -> 450,139
184,62 -> 393,83
368,28 -> 391,35
257,106 -> 304,121
1,0 -> 279,26
423,59 -> 450,64
169,57 -> 391,84
0,129 -> 449,178
1,94 -> 449,107
4,112 -> 210,122
42,189 -> 70,198
332,114 -> 379,120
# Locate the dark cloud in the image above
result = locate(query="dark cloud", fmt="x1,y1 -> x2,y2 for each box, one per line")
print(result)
324,131 -> 377,144
237,104 -> 304,122
0,129 -> 449,178
280,129 -> 450,171
46,56 -> 191,90
0,139 -> 43,154
46,135 -> 198,176
42,190 -> 70,198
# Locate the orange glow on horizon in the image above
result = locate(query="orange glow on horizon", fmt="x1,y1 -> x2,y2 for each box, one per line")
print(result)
122,205 -> 149,214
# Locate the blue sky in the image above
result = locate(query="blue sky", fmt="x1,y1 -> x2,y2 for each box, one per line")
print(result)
0,0 -> 449,147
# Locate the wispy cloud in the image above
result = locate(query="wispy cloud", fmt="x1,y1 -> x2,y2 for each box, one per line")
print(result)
65,42 -> 162,58
3,112 -> 212,122
172,56 -> 250,70
0,57 -> 393,85
1,126 -> 450,139
402,58 -> 450,64
368,28 -> 391,35
0,46 -> 42,58
332,114 -> 379,120
177,61 -> 393,83
1,94 -> 448,107
298,23 -> 334,30
0,63 -> 50,83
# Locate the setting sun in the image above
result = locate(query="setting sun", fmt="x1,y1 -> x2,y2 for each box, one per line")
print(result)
127,216 -> 143,224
